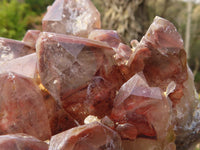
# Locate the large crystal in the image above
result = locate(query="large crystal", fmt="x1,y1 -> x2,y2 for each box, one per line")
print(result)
111,73 -> 173,146
49,122 -> 122,150
0,134 -> 48,150
128,16 -> 187,97
0,37 -> 35,63
42,0 -> 101,37
0,73 -> 51,140
36,32 -> 123,123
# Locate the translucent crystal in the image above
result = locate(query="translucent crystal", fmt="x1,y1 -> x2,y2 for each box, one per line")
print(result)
0,53 -> 37,79
36,32 -> 123,123
0,134 -> 48,150
49,122 -> 122,150
111,73 -> 172,143
42,0 -> 101,37
22,30 -> 41,48
0,73 -> 51,140
0,37 -> 35,62
128,16 -> 187,105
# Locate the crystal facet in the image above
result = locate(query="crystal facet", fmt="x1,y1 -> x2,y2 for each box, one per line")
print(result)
0,37 -> 35,63
0,134 -> 48,150
0,73 -> 51,140
42,0 -> 101,37
49,122 -> 122,150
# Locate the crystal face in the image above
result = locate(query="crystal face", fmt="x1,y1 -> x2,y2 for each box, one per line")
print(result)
128,16 -> 188,105
22,30 -> 41,48
49,122 -> 122,150
42,0 -> 101,37
0,73 -> 51,140
0,37 -> 35,63
111,73 -> 172,142
0,53 -> 37,79
36,32 -> 124,123
0,134 -> 48,150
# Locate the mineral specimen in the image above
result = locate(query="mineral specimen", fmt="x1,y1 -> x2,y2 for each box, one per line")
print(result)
0,0 -> 199,149
0,134 -> 48,150
42,0 -> 101,37
0,73 -> 51,140
22,30 -> 41,48
128,16 -> 187,93
111,73 -> 173,148
0,53 -> 37,79
49,122 -> 122,150
36,32 -> 124,123
0,37 -> 35,63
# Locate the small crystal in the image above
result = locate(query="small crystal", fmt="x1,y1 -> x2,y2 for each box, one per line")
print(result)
22,30 -> 41,48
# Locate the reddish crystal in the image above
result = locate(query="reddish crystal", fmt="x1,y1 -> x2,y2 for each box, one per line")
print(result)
49,122 -> 122,150
0,73 -> 51,140
42,0 -> 101,37
0,134 -> 48,150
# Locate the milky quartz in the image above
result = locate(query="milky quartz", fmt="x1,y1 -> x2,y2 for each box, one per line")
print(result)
0,37 -> 35,63
0,73 -> 51,140
36,32 -> 124,123
111,73 -> 173,148
0,134 -> 48,150
22,30 -> 41,48
49,122 -> 122,150
42,0 -> 101,37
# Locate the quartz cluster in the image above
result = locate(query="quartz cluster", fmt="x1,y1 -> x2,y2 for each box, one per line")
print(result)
0,0 -> 199,149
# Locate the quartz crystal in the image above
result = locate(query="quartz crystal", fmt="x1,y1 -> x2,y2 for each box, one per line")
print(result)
88,29 -> 133,76
0,37 -> 35,63
22,30 -> 41,48
111,73 -> 173,148
42,0 -> 101,37
0,73 -> 51,140
41,89 -> 78,135
0,53 -> 37,79
88,29 -> 122,48
0,134 -> 48,150
49,122 -> 122,150
0,0 -> 199,148
128,16 -> 187,97
36,32 -> 124,123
